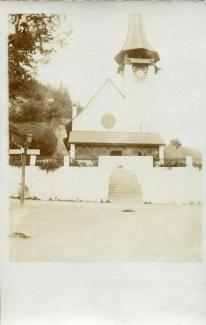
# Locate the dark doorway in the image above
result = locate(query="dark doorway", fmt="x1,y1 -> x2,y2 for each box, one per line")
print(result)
110,150 -> 122,156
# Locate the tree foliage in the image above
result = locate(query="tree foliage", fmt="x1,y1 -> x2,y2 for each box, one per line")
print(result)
9,80 -> 72,122
8,14 -> 73,156
170,138 -> 182,149
9,14 -> 72,98
32,127 -> 58,156
38,156 -> 63,172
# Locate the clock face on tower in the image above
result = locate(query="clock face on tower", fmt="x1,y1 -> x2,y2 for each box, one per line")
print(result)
101,114 -> 116,129
132,66 -> 148,80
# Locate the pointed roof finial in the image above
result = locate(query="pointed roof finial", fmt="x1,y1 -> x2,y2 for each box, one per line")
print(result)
115,13 -> 160,65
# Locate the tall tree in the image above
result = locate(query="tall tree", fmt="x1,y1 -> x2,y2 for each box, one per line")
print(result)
9,14 -> 72,98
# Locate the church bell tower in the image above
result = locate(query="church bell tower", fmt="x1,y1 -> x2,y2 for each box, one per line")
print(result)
115,13 -> 160,132
115,13 -> 159,82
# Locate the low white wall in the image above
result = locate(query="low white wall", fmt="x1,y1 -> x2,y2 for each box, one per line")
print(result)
9,166 -> 108,202
9,156 -> 202,203
99,156 -> 202,204
140,167 -> 202,204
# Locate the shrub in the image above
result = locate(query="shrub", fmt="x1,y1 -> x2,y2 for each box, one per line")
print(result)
38,156 -> 63,172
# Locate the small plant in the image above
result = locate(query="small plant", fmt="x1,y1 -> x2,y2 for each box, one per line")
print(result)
28,196 -> 40,200
193,162 -> 202,170
38,156 -> 63,172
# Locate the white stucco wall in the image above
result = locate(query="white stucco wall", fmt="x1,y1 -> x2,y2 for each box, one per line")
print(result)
9,166 -> 108,202
72,79 -> 129,132
72,78 -> 158,133
72,75 -> 161,134
122,65 -> 159,133
99,156 -> 202,204
9,156 -> 202,204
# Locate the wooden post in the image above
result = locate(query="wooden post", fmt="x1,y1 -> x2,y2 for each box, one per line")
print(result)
20,148 -> 26,205
9,148 -> 40,204
70,144 -> 75,160
159,145 -> 164,165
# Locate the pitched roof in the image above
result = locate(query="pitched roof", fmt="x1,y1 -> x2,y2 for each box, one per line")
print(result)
71,79 -> 125,124
84,79 -> 125,107
69,131 -> 165,145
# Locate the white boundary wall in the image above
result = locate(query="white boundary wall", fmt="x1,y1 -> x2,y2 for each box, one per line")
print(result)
9,156 -> 202,203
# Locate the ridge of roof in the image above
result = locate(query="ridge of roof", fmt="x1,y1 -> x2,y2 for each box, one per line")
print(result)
84,79 -> 125,109
71,79 -> 125,124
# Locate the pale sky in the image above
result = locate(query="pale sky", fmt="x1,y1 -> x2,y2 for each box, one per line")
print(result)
38,1 -> 206,151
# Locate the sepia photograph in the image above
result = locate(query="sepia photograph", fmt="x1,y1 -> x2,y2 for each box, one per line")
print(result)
8,2 -> 205,263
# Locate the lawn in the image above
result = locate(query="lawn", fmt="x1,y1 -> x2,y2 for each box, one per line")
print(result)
9,199 -> 202,262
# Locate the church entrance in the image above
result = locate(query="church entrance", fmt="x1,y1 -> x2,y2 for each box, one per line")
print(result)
108,167 -> 143,204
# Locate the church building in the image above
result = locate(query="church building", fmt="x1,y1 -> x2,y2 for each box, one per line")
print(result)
67,13 -> 165,166
9,13 -> 202,205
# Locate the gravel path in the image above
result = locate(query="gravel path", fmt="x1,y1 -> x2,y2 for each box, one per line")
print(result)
9,200 -> 202,262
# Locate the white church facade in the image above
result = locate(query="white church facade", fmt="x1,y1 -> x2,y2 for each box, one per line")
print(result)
68,13 -> 165,168
70,79 -> 165,167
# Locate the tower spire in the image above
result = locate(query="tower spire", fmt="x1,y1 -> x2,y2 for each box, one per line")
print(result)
115,13 -> 159,73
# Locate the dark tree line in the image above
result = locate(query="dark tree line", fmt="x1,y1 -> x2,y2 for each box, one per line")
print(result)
9,81 -> 72,123
9,13 -> 72,122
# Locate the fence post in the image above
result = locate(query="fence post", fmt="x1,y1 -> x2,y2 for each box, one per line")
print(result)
64,155 -> 70,167
70,144 -> 75,160
186,156 -> 193,168
159,145 -> 164,165
30,155 -> 36,166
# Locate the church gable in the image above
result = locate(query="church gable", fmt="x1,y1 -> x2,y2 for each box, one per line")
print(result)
72,79 -> 126,132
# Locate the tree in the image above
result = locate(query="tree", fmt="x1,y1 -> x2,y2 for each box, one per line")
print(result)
170,138 -> 182,149
32,127 -> 58,156
46,84 -> 72,120
9,14 -> 72,99
9,80 -> 72,123
8,14 -> 73,156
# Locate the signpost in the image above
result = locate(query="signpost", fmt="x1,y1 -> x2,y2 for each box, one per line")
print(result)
20,133 -> 33,205
9,132 -> 34,205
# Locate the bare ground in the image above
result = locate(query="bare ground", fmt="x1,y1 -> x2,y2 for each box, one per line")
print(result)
9,200 -> 202,262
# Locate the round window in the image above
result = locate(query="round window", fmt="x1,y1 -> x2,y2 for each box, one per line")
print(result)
101,114 -> 116,129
